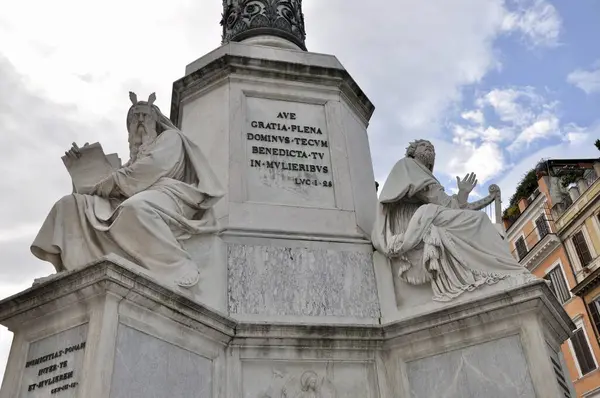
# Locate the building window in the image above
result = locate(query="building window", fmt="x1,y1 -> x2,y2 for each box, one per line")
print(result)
535,214 -> 550,239
515,237 -> 528,261
573,230 -> 593,267
544,266 -> 570,304
571,325 -> 597,376
589,299 -> 600,338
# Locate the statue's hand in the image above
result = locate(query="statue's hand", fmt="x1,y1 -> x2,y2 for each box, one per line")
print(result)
91,175 -> 116,198
456,172 -> 478,194
64,142 -> 90,159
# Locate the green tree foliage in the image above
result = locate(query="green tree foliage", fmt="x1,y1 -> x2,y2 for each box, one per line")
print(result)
508,169 -> 539,208
502,169 -> 539,220
560,172 -> 580,188
503,141 -> 599,223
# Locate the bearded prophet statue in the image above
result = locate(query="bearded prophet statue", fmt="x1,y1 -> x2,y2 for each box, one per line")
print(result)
372,140 -> 533,302
31,92 -> 224,288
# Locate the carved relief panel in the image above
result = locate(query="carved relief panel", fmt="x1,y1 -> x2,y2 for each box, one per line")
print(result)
243,361 -> 377,397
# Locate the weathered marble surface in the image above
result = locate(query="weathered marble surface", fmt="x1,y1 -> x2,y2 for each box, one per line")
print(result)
0,259 -> 574,398
20,324 -> 88,398
243,361 -> 374,398
406,336 -> 536,398
109,324 -> 212,398
228,244 -> 380,319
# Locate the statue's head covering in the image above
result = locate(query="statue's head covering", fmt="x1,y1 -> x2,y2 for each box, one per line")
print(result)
127,92 -> 178,134
378,157 -> 439,204
126,91 -> 225,208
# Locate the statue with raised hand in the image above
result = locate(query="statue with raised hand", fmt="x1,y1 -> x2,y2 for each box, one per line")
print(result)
372,139 -> 532,302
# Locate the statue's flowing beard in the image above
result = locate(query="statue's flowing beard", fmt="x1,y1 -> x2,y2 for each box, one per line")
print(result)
415,152 -> 435,171
129,123 -> 157,161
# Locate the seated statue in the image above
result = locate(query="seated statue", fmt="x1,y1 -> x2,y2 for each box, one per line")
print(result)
31,92 -> 224,288
372,139 -> 532,302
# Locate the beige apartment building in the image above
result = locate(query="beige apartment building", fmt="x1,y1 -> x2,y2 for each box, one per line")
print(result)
505,158 -> 600,397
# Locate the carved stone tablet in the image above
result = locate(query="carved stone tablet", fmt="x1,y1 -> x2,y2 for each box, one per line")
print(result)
245,97 -> 335,208
20,324 -> 88,398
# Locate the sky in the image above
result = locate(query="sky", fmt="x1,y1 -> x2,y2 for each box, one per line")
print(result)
0,0 -> 599,383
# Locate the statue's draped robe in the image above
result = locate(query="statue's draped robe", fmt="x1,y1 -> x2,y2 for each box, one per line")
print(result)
31,129 -> 224,280
372,157 -> 528,301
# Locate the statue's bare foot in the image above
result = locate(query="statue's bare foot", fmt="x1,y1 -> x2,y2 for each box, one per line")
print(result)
175,267 -> 200,288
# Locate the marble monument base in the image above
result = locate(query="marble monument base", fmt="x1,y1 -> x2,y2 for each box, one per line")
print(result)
0,256 -> 574,397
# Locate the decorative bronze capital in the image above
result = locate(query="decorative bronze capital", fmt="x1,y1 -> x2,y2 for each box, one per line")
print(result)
221,0 -> 307,51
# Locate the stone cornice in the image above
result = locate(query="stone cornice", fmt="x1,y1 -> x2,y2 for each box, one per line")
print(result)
0,258 -> 572,349
0,255 -> 237,342
572,264 -> 600,296
520,233 -> 562,272
170,44 -> 375,127
382,279 -> 573,348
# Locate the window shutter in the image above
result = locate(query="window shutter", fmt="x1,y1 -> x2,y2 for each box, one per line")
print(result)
572,328 -> 597,375
544,267 -> 570,304
535,215 -> 550,238
515,237 -> 527,261
573,231 -> 593,266
589,300 -> 600,339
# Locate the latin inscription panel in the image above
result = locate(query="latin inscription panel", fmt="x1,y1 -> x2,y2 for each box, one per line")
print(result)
21,324 -> 88,398
245,97 -> 335,208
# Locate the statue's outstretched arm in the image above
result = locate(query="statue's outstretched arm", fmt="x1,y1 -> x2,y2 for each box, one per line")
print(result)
416,183 -> 463,209
464,185 -> 501,211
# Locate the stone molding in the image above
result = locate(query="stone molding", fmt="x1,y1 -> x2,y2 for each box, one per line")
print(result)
382,277 -> 573,349
520,233 -> 562,272
0,257 -> 572,348
221,0 -> 307,50
170,43 -> 375,127
0,255 -> 235,342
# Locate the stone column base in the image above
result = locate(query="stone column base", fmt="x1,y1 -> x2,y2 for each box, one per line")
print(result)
0,257 -> 574,397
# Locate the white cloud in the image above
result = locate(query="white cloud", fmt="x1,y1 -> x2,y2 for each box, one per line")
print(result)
307,0 -> 548,178
0,224 -> 41,243
447,142 -> 505,183
461,110 -> 485,125
0,281 -> 31,385
508,114 -> 560,151
567,62 -> 600,94
502,0 -> 562,47
444,85 -> 561,183
477,87 -> 542,125
564,124 -> 590,145
451,125 -> 510,146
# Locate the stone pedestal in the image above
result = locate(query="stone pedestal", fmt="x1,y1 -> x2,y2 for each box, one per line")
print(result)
169,42 -> 380,325
0,257 -> 574,397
